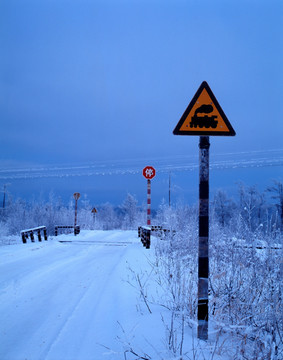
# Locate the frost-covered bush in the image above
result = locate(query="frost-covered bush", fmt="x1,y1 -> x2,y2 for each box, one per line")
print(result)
210,223 -> 282,360
132,192 -> 282,359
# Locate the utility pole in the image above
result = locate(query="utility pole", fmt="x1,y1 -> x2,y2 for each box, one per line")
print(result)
3,184 -> 6,208
2,184 -> 10,209
169,172 -> 171,207
73,192 -> 80,235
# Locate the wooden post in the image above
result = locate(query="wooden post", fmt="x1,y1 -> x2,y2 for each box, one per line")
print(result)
198,136 -> 210,340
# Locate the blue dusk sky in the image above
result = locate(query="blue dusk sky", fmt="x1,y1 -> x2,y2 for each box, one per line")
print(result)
0,0 -> 282,207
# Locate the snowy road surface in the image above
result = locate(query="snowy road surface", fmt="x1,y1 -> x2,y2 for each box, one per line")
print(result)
0,230 -> 151,360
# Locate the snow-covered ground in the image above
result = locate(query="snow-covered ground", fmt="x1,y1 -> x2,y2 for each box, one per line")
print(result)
3,229 -> 276,360
1,230 -> 159,359
3,230 -> 204,360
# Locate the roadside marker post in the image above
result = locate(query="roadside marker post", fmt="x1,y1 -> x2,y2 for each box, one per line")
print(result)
142,166 -> 156,226
173,81 -> 236,340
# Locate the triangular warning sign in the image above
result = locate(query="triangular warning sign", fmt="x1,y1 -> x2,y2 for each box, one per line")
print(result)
173,81 -> 236,136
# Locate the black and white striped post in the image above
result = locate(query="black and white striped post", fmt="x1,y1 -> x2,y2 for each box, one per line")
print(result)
173,81 -> 236,341
198,136 -> 210,340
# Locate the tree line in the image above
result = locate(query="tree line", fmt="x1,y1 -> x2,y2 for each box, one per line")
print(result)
0,181 -> 282,238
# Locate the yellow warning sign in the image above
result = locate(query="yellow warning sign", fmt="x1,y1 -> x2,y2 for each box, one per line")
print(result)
173,81 -> 235,136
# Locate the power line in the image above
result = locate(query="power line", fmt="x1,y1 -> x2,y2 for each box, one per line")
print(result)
0,149 -> 282,180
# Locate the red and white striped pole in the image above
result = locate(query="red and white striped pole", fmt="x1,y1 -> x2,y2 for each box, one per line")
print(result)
143,166 -> 156,226
147,179 -> 151,226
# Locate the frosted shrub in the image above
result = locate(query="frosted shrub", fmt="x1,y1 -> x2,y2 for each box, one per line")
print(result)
210,222 -> 282,359
139,193 -> 282,359
120,193 -> 139,230
154,231 -> 198,319
0,220 -> 9,238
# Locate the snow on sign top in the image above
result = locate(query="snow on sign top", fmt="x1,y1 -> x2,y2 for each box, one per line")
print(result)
143,166 -> 156,180
173,81 -> 236,136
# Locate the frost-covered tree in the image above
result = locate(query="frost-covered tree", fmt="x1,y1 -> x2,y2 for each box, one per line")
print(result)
267,180 -> 283,233
120,193 -> 138,229
77,194 -> 95,229
212,189 -> 236,227
95,202 -> 121,230
238,183 -> 267,235
5,198 -> 31,234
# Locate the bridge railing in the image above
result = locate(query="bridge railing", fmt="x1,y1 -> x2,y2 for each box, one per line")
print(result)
54,225 -> 80,236
21,226 -> 47,244
138,225 -> 176,249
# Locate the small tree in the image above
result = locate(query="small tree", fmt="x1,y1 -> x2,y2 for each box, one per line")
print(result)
212,189 -> 236,227
120,193 -> 138,230
96,202 -> 120,230
267,180 -> 283,232
238,183 -> 267,235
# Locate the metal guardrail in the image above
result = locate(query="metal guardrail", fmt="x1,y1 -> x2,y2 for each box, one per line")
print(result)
139,226 -> 151,249
54,225 -> 80,236
138,225 -> 176,249
21,226 -> 47,243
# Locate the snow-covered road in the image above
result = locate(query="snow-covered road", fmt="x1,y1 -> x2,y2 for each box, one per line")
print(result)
0,230 -> 148,360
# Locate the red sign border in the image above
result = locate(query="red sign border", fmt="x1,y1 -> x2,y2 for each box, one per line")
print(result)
142,166 -> 156,180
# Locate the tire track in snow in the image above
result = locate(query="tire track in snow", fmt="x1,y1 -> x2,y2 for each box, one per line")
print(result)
0,243 -> 107,360
0,232 -> 136,360
41,241 -> 130,360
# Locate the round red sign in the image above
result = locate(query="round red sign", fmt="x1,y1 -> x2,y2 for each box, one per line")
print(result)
142,166 -> 156,180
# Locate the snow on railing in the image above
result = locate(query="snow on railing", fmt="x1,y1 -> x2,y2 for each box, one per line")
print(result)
21,226 -> 47,244
54,225 -> 80,236
138,225 -> 176,249
139,226 -> 151,249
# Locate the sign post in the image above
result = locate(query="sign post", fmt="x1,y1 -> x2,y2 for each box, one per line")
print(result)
198,135 -> 210,340
173,81 -> 235,340
91,207 -> 97,226
142,166 -> 156,226
73,192 -> 80,235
